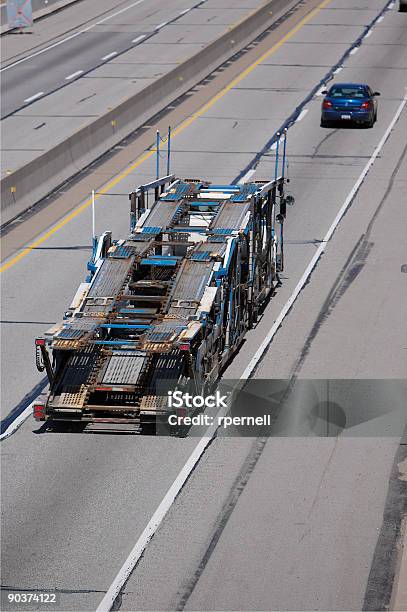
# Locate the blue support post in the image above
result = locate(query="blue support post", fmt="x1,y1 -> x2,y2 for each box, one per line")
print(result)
156,130 -> 160,179
274,132 -> 280,182
91,189 -> 98,259
167,126 -> 171,176
281,128 -> 288,180
272,133 -> 280,233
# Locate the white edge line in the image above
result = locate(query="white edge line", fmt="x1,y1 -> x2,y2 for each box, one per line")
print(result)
24,91 -> 44,103
102,51 -> 118,61
238,169 -> 256,184
296,108 -> 309,122
132,34 -> 146,43
0,404 -> 33,441
95,90 -> 407,612
270,137 -> 283,150
65,70 -> 83,80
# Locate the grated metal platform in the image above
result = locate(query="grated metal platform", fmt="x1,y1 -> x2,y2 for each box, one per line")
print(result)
102,351 -> 146,385
211,200 -> 252,231
143,201 -> 182,230
87,258 -> 134,299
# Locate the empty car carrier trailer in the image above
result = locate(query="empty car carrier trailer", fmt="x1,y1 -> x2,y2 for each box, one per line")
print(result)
34,174 -> 293,432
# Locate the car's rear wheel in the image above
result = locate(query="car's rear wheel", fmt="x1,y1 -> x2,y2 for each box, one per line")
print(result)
321,118 -> 330,128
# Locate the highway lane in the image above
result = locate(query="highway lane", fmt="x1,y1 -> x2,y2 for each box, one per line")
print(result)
0,0 -> 277,214
140,126 -> 407,611
1,0 -> 136,63
0,0 -> 219,118
1,0 -> 406,609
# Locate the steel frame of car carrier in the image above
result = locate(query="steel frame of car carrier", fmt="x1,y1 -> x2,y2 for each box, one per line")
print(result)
34,173 -> 292,430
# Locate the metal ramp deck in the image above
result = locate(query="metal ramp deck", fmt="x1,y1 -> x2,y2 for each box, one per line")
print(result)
100,351 -> 147,386
210,199 -> 252,231
141,201 -> 182,231
87,258 -> 134,298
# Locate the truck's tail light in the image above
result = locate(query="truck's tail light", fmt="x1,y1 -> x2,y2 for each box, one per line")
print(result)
179,343 -> 190,351
176,407 -> 187,419
322,99 -> 332,109
35,338 -> 46,346
33,404 -> 46,421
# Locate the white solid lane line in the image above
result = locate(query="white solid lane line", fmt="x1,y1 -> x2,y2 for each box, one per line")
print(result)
24,91 -> 44,103
180,8 -> 191,14
270,136 -> 284,150
95,90 -> 407,612
0,403 -> 34,441
155,21 -> 168,30
101,52 -> 118,61
238,169 -> 256,184
132,34 -> 146,43
296,108 -> 309,122
65,70 -> 83,80
1,0 -> 149,73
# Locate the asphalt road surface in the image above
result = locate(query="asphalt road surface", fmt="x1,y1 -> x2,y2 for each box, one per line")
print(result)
0,0 -> 223,118
1,0 -> 407,610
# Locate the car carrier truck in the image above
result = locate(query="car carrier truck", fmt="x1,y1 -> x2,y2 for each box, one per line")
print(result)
34,172 -> 293,432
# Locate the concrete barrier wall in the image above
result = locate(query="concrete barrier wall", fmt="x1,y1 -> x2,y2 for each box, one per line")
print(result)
1,0 -> 281,223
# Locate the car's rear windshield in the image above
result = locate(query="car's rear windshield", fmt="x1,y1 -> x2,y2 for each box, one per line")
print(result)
329,86 -> 369,98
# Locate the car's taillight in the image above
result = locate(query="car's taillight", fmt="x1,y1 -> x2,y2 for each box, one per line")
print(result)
33,404 -> 46,421
361,101 -> 371,109
322,99 -> 332,109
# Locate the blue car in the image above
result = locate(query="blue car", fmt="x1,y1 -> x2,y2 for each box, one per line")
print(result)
320,83 -> 380,128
